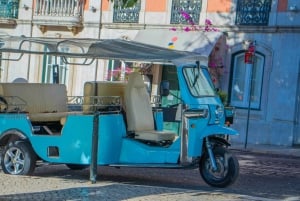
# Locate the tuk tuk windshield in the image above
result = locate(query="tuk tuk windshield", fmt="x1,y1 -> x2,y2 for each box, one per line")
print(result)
183,66 -> 216,97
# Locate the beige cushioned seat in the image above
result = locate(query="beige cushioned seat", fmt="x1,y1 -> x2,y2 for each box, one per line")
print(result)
125,72 -> 175,142
0,83 -> 73,122
83,81 -> 127,113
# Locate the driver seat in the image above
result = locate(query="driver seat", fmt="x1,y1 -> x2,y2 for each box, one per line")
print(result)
125,72 -> 176,142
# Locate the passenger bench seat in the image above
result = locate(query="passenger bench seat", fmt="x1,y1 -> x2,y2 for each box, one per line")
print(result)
0,83 -> 70,122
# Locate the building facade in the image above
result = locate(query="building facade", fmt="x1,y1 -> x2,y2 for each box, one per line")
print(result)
0,0 -> 300,147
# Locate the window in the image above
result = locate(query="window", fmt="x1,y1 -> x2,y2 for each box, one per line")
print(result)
230,52 -> 264,109
113,0 -> 141,23
235,0 -> 272,26
183,66 -> 216,97
42,47 -> 69,85
106,60 -> 133,81
0,0 -> 19,19
170,0 -> 202,24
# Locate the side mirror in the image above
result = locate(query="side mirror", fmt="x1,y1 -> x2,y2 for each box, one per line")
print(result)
160,80 -> 170,96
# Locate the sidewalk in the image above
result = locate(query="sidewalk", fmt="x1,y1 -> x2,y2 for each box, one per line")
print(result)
230,142 -> 300,157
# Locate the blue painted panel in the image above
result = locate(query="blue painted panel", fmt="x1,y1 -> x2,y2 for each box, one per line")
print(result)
0,114 -> 32,138
30,115 -> 94,164
98,114 -> 126,164
153,110 -> 163,131
187,118 -> 203,157
119,138 -> 180,164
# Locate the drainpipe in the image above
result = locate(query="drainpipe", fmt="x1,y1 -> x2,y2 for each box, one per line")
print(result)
94,0 -> 102,81
26,0 -> 34,82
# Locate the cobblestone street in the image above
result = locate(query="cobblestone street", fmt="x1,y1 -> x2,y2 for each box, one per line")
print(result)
0,150 -> 299,201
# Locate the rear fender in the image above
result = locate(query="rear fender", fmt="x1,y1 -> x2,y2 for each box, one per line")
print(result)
0,129 -> 27,146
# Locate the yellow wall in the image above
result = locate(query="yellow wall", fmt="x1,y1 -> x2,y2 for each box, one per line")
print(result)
207,0 -> 231,12
84,0 -> 89,10
101,0 -> 110,11
145,0 -> 166,12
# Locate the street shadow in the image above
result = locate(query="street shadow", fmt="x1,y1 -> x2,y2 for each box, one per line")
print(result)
1,150 -> 299,201
0,183 -> 204,201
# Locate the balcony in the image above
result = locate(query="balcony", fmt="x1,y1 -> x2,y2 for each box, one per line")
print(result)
235,0 -> 272,26
33,0 -> 84,34
113,1 -> 141,23
0,0 -> 19,25
170,0 -> 202,25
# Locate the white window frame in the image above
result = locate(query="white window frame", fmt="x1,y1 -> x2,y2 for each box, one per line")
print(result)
230,52 -> 264,109
42,47 -> 69,85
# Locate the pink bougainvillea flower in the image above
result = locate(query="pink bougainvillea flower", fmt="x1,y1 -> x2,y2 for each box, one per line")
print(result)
188,19 -> 195,26
204,26 -> 210,32
205,19 -> 212,26
125,67 -> 133,73
183,27 -> 191,32
209,61 -> 217,68
180,10 -> 191,20
169,27 -> 177,31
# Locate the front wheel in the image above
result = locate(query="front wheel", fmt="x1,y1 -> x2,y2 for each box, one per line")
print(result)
1,141 -> 37,175
199,146 -> 239,188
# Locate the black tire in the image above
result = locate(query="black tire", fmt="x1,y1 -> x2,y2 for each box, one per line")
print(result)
1,141 -> 37,175
199,146 -> 239,188
66,164 -> 88,170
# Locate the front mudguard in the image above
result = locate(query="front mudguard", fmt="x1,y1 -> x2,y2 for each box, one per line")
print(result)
190,125 -> 238,157
202,125 -> 239,138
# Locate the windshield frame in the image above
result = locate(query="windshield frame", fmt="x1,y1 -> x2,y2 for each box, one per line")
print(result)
182,66 -> 217,97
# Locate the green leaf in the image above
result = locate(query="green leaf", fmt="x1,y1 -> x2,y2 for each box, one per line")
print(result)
110,0 -> 138,8
122,0 -> 138,7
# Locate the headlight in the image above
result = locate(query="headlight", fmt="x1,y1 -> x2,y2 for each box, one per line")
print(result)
215,105 -> 224,122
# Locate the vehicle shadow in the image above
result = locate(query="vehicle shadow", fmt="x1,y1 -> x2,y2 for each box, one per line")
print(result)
1,150 -> 300,201
30,151 -> 300,201
0,183 -> 208,201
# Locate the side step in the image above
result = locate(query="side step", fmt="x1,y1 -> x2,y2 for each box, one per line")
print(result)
108,163 -> 197,169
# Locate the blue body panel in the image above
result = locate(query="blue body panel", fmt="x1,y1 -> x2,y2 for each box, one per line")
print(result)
0,114 -> 32,137
31,115 -> 94,164
119,138 -> 180,164
0,113 -> 181,165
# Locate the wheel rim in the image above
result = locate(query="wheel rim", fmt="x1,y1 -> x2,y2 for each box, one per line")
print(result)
3,147 -> 25,175
204,155 -> 228,180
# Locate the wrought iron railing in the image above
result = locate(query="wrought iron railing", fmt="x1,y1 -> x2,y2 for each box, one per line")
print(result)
0,0 -> 19,19
113,0 -> 141,23
34,0 -> 83,17
235,0 -> 272,26
170,0 -> 202,24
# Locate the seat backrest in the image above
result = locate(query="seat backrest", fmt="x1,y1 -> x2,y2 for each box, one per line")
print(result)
0,83 -> 68,113
125,72 -> 154,131
83,81 -> 126,113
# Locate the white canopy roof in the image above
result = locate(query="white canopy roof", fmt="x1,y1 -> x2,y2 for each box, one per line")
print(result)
0,35 -> 207,65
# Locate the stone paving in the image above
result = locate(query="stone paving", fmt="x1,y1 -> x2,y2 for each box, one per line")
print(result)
0,172 -> 275,201
0,162 -> 280,201
1,145 -> 300,201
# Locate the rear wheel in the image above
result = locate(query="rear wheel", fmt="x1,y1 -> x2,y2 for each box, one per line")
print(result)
199,146 -> 239,188
1,141 -> 36,175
